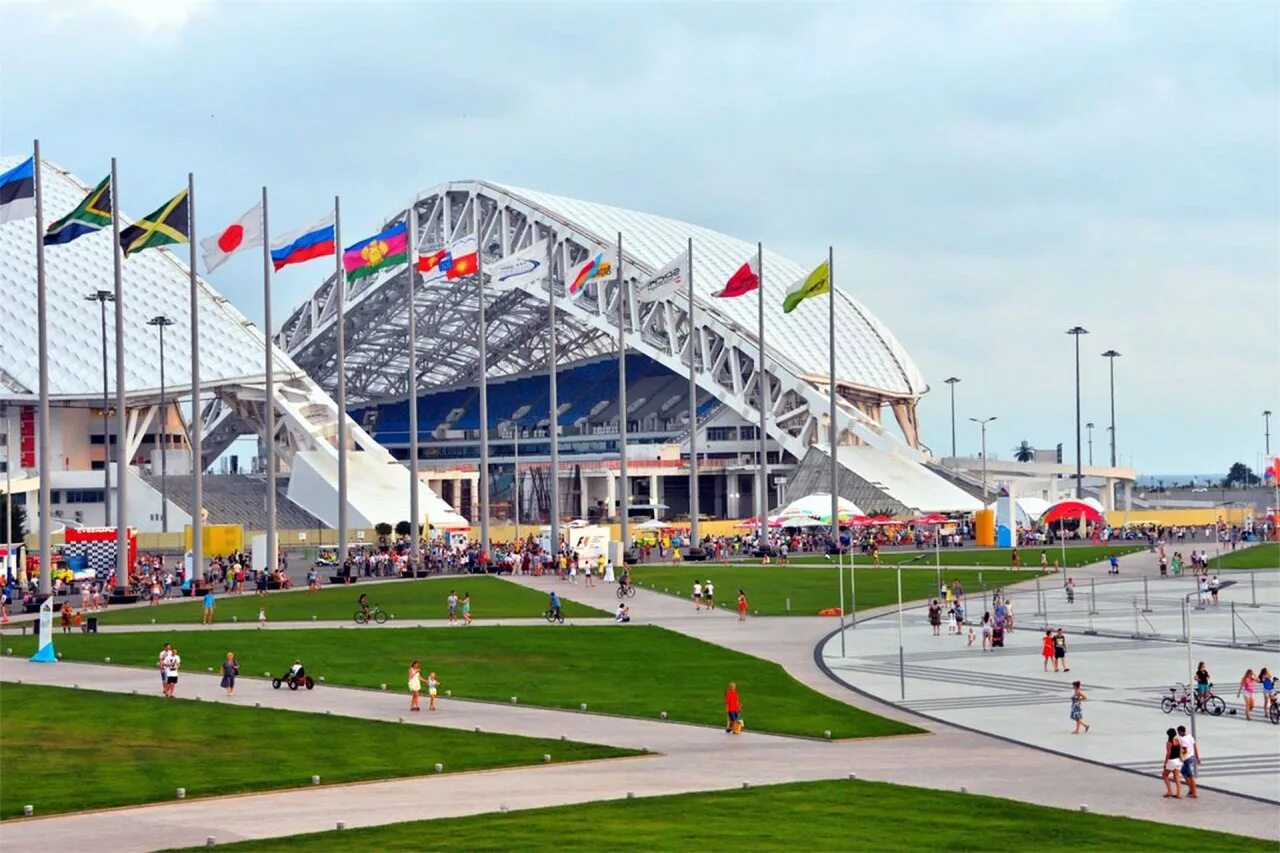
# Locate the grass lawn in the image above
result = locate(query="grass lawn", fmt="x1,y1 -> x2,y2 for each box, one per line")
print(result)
197,778 -> 1268,852
95,575 -> 605,625
1210,542 -> 1280,570
715,543 -> 1144,570
12,627 -> 917,740
0,683 -> 632,819
632,565 -> 1043,616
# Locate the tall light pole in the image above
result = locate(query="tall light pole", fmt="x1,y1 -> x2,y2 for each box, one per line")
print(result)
1265,410 -> 1272,457
85,290 -> 115,522
969,416 -> 997,500
147,315 -> 176,532
1102,350 -> 1120,467
1086,422 -> 1094,466
944,377 -> 960,460
1067,327 -> 1089,499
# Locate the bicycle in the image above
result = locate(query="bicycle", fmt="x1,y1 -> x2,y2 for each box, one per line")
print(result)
354,605 -> 389,625
616,583 -> 636,599
544,607 -> 565,624
1269,698 -> 1279,725
1161,684 -> 1225,716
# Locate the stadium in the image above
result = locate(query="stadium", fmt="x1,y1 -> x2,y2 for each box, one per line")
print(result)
1,159 -> 981,561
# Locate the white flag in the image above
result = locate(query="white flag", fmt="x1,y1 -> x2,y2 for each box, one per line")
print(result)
201,202 -> 263,273
487,238 -> 549,291
634,249 -> 689,303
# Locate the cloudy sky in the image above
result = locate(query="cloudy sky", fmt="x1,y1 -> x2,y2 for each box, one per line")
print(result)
2,0 -> 1276,476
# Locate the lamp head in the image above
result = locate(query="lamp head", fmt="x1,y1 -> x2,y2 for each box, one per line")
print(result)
1066,326 -> 1089,336
1101,349 -> 1121,358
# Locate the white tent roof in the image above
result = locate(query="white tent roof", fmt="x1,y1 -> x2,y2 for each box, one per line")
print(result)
779,493 -> 864,518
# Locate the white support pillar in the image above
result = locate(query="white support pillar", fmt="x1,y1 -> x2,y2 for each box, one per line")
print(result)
606,472 -> 618,520
649,473 -> 660,517
578,469 -> 589,518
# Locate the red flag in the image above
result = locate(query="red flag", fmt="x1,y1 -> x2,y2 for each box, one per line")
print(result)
418,248 -> 447,274
715,256 -> 759,298
446,246 -> 478,280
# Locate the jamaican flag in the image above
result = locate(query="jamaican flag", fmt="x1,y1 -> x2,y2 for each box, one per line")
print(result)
782,260 -> 830,313
120,188 -> 189,256
44,175 -> 113,245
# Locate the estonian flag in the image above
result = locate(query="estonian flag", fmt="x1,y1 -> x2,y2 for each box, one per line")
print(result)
0,157 -> 36,224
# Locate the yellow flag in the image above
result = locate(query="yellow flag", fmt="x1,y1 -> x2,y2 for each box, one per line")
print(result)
782,260 -> 830,313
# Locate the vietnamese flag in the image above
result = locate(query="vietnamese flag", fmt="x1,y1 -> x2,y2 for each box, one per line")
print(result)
715,255 -> 760,298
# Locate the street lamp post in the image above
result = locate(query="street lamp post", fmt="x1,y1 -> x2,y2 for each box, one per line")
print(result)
147,316 -> 176,533
944,377 -> 961,461
1265,410 -> 1272,457
1086,422 -> 1094,466
1102,350 -> 1120,467
969,416 -> 997,500
85,291 -> 115,522
1067,327 -> 1089,499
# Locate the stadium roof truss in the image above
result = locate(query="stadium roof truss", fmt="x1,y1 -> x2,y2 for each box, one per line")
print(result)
280,182 -> 929,468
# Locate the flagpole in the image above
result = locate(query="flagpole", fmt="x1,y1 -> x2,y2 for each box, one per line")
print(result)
407,202 -> 421,569
756,241 -> 767,549
829,245 -> 843,651
188,172 -> 203,580
111,157 -> 130,595
477,201 -> 491,555
334,196 -> 348,568
686,237 -> 699,547
547,234 -> 561,559
617,232 -> 629,550
33,140 -> 52,595
261,186 -> 277,577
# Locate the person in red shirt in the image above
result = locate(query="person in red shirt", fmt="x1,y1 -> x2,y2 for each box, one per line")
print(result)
737,589 -> 749,622
1042,630 -> 1056,672
725,682 -> 742,734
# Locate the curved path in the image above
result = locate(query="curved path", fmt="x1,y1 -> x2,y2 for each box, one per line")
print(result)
1,553 -> 1275,850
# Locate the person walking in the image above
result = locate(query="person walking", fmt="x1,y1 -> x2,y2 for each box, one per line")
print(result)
736,589 -> 748,622
704,580 -> 716,610
981,612 -> 993,651
163,647 -> 181,699
408,660 -> 423,711
693,580 -> 702,611
1162,727 -> 1183,798
1238,668 -> 1257,721
1042,630 -> 1056,672
1053,628 -> 1070,672
461,592 -> 472,626
1260,668 -> 1275,717
725,681 -> 742,733
221,651 -> 239,696
1176,725 -> 1200,798
202,588 -> 216,625
1070,681 -> 1090,733
157,643 -> 174,695
427,671 -> 440,711
928,600 -> 942,636
447,590 -> 458,625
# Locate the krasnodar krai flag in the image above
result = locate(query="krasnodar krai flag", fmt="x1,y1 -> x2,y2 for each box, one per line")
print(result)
714,255 -> 759,298
0,157 -> 35,224
781,260 -> 830,313
343,221 -> 407,283
488,239 -> 549,291
201,202 -> 263,273
634,249 -> 688,303
567,245 -> 617,297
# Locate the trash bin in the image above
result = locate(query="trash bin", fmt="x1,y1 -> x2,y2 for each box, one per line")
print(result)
86,616 -> 98,634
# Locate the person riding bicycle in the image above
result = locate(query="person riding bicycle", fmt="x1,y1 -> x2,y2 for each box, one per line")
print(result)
617,568 -> 631,595
358,593 -> 370,621
548,590 -> 563,621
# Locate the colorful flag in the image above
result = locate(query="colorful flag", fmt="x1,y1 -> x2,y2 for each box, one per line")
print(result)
487,239 -> 549,291
567,246 -> 617,297
442,236 -> 478,280
44,174 -> 112,245
120,188 -> 190,256
271,214 -> 335,271
782,260 -> 830,313
201,201 -> 263,273
417,247 -> 448,278
714,255 -> 759,298
343,221 -> 407,282
0,157 -> 35,224
634,249 -> 688,303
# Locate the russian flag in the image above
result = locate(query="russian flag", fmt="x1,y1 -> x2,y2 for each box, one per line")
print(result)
270,213 -> 336,272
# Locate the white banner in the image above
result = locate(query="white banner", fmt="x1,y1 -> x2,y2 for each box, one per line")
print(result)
488,239 -> 549,291
634,249 -> 688,303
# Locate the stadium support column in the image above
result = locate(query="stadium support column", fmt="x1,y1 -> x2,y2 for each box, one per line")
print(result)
617,232 -> 629,550
756,241 -> 767,548
686,237 -> 699,547
187,173 -> 203,579
406,202 -> 421,568
334,196 -> 348,568
33,140 -> 52,595
112,157 -> 131,593
547,234 -> 561,554
477,201 -> 491,553
261,187 -> 278,576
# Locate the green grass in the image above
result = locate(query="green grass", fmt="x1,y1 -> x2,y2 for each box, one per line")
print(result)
0,683 -> 632,819
1210,542 -> 1280,570
631,565 -> 1043,616
95,576 -> 605,625
717,543 -> 1143,570
12,626 -> 917,740
196,778 -> 1268,851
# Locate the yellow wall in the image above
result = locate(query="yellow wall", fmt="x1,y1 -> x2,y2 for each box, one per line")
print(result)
1105,507 -> 1255,527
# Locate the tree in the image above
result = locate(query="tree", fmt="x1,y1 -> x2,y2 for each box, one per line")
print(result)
1221,462 -> 1260,488
374,522 -> 393,544
1013,441 -> 1035,463
394,520 -> 412,539
1,492 -> 26,542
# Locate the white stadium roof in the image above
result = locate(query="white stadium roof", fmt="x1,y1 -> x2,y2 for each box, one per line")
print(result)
0,156 -> 292,401
487,181 -> 927,399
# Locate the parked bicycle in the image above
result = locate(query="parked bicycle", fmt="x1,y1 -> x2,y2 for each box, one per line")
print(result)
1161,683 -> 1225,716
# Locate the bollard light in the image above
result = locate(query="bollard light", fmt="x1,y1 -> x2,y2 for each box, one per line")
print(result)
176,788 -> 186,799
434,763 -> 443,773
311,775 -> 320,785
542,754 -> 551,763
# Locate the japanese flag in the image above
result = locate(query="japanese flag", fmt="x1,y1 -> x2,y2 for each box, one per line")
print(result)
201,202 -> 263,273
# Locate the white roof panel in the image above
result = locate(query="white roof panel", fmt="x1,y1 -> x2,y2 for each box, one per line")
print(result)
0,156 -> 293,400
486,182 -> 927,398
